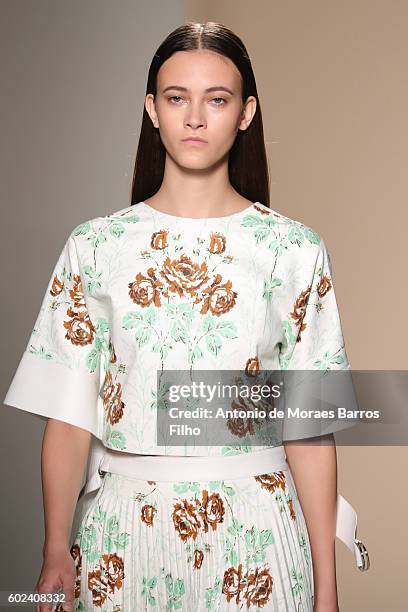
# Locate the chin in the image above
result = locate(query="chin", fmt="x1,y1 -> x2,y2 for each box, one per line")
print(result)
176,157 -> 213,171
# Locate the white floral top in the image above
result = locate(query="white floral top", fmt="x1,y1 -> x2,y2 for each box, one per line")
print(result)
4,200 -> 354,466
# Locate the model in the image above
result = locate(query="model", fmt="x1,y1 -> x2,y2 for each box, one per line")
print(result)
3,21 -> 368,612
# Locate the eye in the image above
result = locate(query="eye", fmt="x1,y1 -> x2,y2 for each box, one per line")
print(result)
168,95 -> 183,104
211,97 -> 226,106
167,95 -> 227,106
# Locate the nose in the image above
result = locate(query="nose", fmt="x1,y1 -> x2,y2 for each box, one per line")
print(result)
185,118 -> 206,129
184,102 -> 206,130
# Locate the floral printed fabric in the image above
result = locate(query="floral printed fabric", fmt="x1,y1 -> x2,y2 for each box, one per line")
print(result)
4,200 -> 354,455
60,464 -> 314,611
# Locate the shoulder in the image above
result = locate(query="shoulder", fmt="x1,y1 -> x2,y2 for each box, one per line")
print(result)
249,201 -> 325,252
69,203 -> 143,236
66,202 -> 146,254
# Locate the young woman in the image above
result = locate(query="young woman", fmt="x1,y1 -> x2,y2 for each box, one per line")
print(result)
3,21 -> 367,612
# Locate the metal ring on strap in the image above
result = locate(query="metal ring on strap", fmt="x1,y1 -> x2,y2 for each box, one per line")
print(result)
355,540 -> 370,572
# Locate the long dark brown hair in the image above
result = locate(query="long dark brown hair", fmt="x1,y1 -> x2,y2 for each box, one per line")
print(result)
131,21 -> 270,208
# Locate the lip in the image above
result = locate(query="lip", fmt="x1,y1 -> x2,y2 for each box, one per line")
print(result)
182,137 -> 208,143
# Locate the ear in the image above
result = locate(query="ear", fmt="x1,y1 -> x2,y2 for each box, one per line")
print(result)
145,94 -> 159,128
238,96 -> 257,131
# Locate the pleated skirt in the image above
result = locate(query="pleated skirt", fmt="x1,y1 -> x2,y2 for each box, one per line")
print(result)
66,464 -> 314,611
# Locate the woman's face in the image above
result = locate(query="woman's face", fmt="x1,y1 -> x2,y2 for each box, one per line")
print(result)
145,49 -> 256,170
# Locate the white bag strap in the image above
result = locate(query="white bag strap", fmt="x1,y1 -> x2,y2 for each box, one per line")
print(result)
336,493 -> 370,571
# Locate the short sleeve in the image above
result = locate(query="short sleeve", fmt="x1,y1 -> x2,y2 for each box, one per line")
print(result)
280,238 -> 349,371
279,238 -> 360,440
3,233 -> 109,437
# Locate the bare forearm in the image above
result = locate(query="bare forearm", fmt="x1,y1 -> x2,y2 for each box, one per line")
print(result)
41,419 -> 91,553
284,435 -> 338,606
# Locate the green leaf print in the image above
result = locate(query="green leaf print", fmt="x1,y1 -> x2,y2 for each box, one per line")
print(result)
78,524 -> 98,559
165,302 -> 195,325
122,311 -> 143,328
73,213 -> 140,256
87,232 -> 107,248
147,593 -> 157,606
221,444 -> 253,456
84,319 -> 109,373
173,482 -> 189,495
164,574 -> 185,610
287,222 -> 321,248
314,350 -> 345,370
82,265 -> 103,295
254,225 -> 272,244
244,525 -> 274,563
224,536 -> 233,552
103,534 -> 115,552
188,343 -> 204,363
121,214 -> 140,223
72,221 -> 91,236
245,525 -> 259,549
165,574 -> 174,593
154,380 -> 174,412
91,504 -> 107,524
173,579 -> 185,598
227,517 -> 244,535
281,319 -> 297,351
152,339 -> 173,359
144,307 -> 156,326
290,567 -> 304,596
257,426 -> 281,446
88,549 -> 102,564
263,277 -> 283,302
263,215 -> 277,228
109,222 -> 125,238
85,347 -> 101,373
28,345 -> 52,360
173,482 -> 200,494
205,333 -> 222,355
229,548 -> 238,565
201,316 -> 238,357
103,526 -> 130,552
106,426 -> 127,450
242,213 -> 277,246
242,213 -> 265,227
123,308 -> 156,348
142,575 -> 158,606
299,532 -> 311,564
202,315 -> 217,333
221,483 -> 236,497
304,227 -> 321,244
94,317 -> 110,336
267,238 -> 289,257
288,225 -> 305,247
205,576 -> 222,610
215,320 -> 237,338
260,529 -> 274,547
170,319 -> 189,343
106,516 -> 120,534
208,481 -> 222,492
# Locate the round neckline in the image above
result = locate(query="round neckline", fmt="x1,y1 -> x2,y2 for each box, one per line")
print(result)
140,200 -> 259,221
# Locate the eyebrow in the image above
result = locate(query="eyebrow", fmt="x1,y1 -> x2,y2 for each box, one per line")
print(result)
161,85 -> 234,95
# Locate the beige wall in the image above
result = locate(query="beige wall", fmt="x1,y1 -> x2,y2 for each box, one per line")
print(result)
184,1 -> 407,609
1,1 -> 406,609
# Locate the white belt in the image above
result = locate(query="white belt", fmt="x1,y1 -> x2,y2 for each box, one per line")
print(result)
79,443 -> 370,572
99,445 -> 289,481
